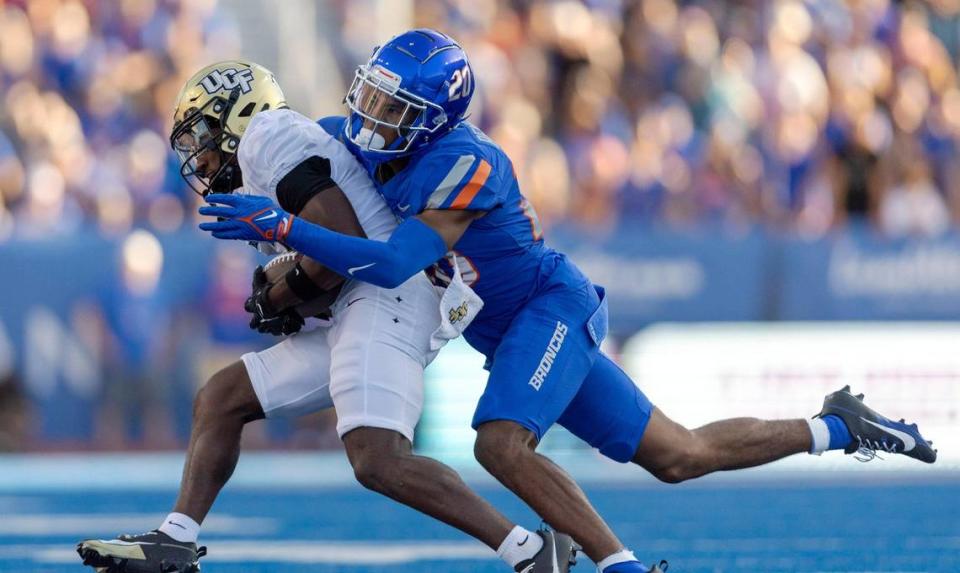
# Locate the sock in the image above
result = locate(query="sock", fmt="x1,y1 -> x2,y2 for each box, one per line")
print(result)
600,550 -> 648,573
496,525 -> 543,569
807,415 -> 852,454
158,512 -> 200,544
824,414 -> 853,449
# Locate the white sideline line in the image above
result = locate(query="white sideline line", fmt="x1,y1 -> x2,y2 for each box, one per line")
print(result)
0,514 -> 277,536
0,541 -> 496,565
0,452 -> 956,491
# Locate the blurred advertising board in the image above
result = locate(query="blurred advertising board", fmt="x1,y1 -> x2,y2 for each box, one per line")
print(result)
548,228 -> 771,335
622,322 -> 960,468
0,232 -> 254,446
779,231 -> 960,320
4,229 -> 960,449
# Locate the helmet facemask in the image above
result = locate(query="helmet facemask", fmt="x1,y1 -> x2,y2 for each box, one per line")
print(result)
170,93 -> 242,197
345,64 -> 448,157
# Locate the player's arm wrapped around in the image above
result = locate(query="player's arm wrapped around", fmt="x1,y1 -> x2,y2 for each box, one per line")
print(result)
261,182 -> 362,313
199,193 -> 449,288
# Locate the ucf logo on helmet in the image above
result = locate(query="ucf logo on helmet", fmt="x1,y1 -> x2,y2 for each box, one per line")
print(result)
200,68 -> 255,95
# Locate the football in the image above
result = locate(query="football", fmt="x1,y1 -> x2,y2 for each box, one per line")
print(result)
263,251 -> 342,318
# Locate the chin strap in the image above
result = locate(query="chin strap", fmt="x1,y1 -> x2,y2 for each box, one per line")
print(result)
206,153 -> 241,195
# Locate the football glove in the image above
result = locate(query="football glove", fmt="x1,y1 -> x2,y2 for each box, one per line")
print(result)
245,265 -> 304,336
199,193 -> 296,243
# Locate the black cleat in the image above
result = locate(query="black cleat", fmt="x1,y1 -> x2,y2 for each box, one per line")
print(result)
648,560 -> 669,572
514,526 -> 580,573
77,530 -> 206,573
815,385 -> 937,464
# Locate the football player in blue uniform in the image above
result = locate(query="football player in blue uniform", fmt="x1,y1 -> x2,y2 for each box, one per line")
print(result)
199,29 -> 936,573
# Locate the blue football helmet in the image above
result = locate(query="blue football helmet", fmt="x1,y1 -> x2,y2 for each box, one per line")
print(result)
345,28 -> 474,160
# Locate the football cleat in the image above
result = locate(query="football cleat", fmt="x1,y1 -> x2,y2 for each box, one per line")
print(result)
815,385 -> 937,464
648,560 -> 669,572
77,530 -> 206,573
513,526 -> 580,573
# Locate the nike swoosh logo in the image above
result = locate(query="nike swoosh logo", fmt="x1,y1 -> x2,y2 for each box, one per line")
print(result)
862,418 -> 917,451
517,534 -> 529,546
345,297 -> 366,307
348,262 -> 376,276
397,204 -> 411,212
167,521 -> 187,530
254,210 -> 278,222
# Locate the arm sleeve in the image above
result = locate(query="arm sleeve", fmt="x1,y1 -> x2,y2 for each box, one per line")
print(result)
282,216 -> 447,289
275,156 -> 337,214
419,151 -> 504,212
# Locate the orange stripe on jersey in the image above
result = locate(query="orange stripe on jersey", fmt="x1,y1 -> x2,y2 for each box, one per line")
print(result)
450,160 -> 492,209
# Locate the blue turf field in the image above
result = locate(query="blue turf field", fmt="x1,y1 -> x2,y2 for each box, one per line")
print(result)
1,466 -> 958,573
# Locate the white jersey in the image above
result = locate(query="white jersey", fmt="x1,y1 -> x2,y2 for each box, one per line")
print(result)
236,108 -> 397,243
238,108 -> 483,349
232,108 -> 448,442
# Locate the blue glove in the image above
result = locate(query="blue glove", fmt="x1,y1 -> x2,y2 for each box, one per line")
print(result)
199,193 -> 296,243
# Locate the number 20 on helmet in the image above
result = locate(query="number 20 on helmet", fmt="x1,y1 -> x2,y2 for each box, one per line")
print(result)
345,28 -> 475,160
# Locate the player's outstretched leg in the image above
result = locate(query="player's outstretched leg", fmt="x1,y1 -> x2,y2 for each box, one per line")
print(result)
632,385 -> 936,482
633,408 -> 810,482
77,361 -> 261,572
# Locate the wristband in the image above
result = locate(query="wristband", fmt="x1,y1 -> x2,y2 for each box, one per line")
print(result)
283,262 -> 327,302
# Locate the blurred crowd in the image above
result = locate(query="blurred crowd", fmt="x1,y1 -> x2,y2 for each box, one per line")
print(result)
3,0 -> 960,245
362,0 -> 960,237
0,0 -> 239,242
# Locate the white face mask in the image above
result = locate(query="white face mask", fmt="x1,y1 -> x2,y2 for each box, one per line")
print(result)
354,127 -> 387,150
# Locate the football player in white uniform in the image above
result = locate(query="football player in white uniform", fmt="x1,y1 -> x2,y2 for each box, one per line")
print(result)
77,61 -> 575,573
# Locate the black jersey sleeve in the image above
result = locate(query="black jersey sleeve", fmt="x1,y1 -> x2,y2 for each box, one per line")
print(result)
275,156 -> 338,215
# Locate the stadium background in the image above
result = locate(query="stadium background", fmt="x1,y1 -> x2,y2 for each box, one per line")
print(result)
0,0 -> 958,571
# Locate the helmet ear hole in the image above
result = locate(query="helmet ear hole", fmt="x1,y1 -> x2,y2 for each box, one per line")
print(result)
202,114 -> 221,131
238,102 -> 257,117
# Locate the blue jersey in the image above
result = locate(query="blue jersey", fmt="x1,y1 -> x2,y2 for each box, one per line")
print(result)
321,116 -> 588,352
318,118 -> 648,463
